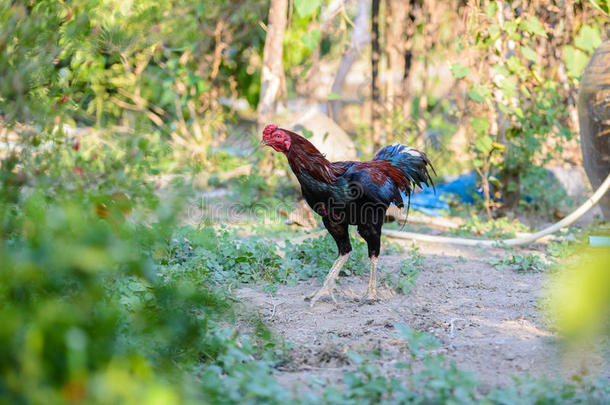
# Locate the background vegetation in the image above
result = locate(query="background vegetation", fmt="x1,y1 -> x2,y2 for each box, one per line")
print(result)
1,0 -> 608,403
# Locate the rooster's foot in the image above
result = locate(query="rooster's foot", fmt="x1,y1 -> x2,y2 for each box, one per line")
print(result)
359,289 -> 379,305
305,284 -> 339,307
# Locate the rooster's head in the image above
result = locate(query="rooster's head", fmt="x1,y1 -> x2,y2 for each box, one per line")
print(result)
261,124 -> 291,153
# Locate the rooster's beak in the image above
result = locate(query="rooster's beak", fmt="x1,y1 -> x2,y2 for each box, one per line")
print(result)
260,139 -> 267,145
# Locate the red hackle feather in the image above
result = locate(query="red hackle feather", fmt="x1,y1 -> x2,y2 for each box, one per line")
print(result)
280,128 -> 347,184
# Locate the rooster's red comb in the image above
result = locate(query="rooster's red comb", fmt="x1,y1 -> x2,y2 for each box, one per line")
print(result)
263,124 -> 278,136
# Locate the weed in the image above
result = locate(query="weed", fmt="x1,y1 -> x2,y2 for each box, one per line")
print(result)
383,247 -> 425,295
160,226 -> 290,288
452,216 -> 531,239
490,253 -> 548,273
331,324 -> 478,403
547,239 -> 575,261
320,324 -> 609,404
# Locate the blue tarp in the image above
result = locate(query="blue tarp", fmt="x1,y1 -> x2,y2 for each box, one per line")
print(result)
408,169 -> 572,216
409,172 -> 479,216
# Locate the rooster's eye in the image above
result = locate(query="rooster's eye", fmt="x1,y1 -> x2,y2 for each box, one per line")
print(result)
276,135 -> 281,139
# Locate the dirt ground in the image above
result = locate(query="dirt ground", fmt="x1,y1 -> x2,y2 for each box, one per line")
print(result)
236,241 -> 610,393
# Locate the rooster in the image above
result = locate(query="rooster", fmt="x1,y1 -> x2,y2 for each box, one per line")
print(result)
262,124 -> 435,306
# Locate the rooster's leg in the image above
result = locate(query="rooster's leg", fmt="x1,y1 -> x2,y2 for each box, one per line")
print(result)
364,256 -> 379,301
305,253 -> 350,306
357,221 -> 382,303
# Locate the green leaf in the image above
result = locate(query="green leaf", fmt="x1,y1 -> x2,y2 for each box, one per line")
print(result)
453,36 -> 465,52
491,142 -> 506,152
195,4 -> 206,16
498,76 -> 517,98
487,24 -> 501,42
514,106 -> 524,119
326,92 -> 343,101
497,102 -> 511,115
574,25 -> 602,53
348,352 -> 363,364
394,323 -> 440,357
563,45 -> 589,78
485,1 -> 499,18
302,29 -> 321,51
450,63 -> 471,79
470,117 -> 490,136
468,89 -> 485,103
491,63 -> 510,77
520,84 -> 531,98
506,56 -> 526,77
467,85 -> 491,103
197,80 -> 211,94
474,134 -> 494,154
504,20 -> 518,37
521,46 -> 537,62
294,0 -> 322,17
301,128 -> 314,139
520,16 -> 547,38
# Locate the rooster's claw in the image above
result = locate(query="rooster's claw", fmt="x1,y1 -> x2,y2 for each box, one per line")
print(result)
359,289 -> 379,306
305,285 -> 338,307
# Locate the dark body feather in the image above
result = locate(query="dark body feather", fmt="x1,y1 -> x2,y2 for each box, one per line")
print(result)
281,129 -> 435,258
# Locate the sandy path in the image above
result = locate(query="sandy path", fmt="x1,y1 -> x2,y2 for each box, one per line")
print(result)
236,242 -> 609,392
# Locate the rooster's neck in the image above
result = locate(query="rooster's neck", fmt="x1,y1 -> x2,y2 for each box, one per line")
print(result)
284,135 -> 344,184
287,148 -> 334,183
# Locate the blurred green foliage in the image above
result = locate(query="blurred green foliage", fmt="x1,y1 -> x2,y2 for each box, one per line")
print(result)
451,3 -> 604,213
549,247 -> 610,340
1,0 -> 268,166
0,123 -> 290,403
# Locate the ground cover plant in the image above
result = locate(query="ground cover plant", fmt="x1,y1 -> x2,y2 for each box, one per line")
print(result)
489,252 -> 548,273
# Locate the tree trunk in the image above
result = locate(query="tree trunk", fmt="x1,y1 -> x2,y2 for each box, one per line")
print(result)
403,0 -> 416,99
371,0 -> 382,149
385,0 -> 408,141
578,39 -> 610,220
329,0 -> 371,121
257,0 -> 288,127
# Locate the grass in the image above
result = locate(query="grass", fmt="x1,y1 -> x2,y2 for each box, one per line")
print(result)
489,252 -> 548,273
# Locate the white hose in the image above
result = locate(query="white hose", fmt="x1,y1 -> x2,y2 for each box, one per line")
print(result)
382,174 -> 610,247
